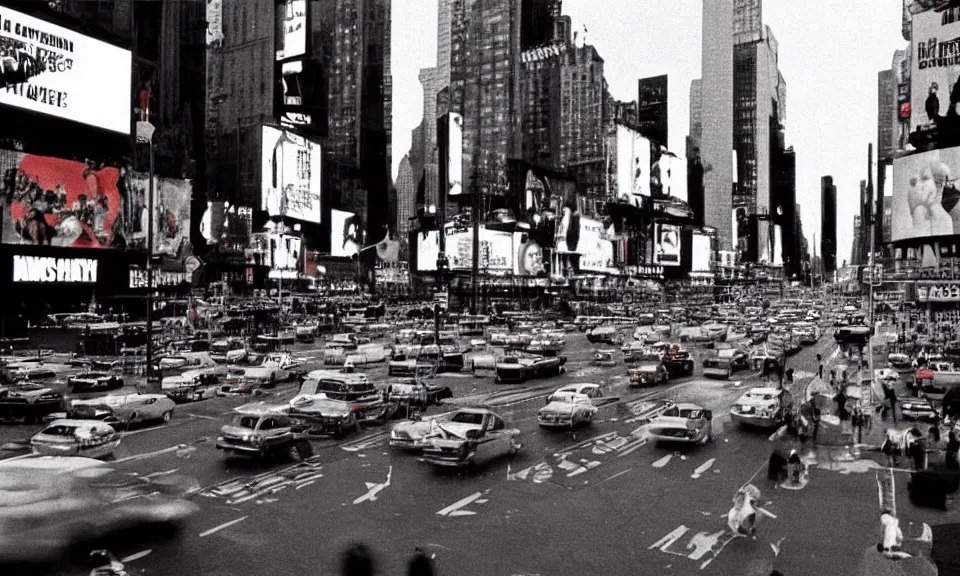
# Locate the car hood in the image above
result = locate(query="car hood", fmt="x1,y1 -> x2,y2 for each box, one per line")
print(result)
735,395 -> 779,407
632,365 -> 659,373
161,376 -> 192,388
426,421 -> 480,440
649,416 -> 696,430
541,401 -> 584,414
220,425 -> 257,438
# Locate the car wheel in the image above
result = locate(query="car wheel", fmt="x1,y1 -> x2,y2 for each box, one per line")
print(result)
287,444 -> 303,463
162,411 -> 172,423
335,422 -> 345,438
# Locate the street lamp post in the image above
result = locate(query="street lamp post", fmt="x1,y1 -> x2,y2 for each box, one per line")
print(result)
136,120 -> 156,385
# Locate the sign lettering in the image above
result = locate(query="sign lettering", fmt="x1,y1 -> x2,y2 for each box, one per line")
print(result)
916,282 -> 960,303
13,255 -> 96,283
129,268 -> 187,289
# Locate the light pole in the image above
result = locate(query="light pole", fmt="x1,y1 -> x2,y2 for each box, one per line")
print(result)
136,120 -> 156,385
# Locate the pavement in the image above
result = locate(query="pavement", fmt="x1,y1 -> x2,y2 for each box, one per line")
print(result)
5,329 -> 959,575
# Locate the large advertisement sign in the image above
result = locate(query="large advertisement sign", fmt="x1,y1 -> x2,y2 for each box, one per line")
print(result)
448,112 -> 463,196
0,7 -> 131,134
615,125 -> 650,206
206,0 -> 224,46
655,223 -> 681,266
578,218 -> 616,273
126,176 -> 192,257
891,146 -> 960,241
270,233 -> 302,271
447,227 -> 513,271
638,75 -> 668,146
276,0 -> 307,61
416,230 -> 439,272
515,234 -> 545,276
652,151 -> 688,202
917,281 -> 960,302
261,125 -> 322,223
330,209 -> 362,258
12,254 -> 96,283
692,233 -> 712,272
910,7 -> 960,134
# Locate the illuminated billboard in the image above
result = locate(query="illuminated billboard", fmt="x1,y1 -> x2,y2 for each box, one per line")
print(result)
330,209 -> 362,258
416,230 -> 440,272
448,112 -> 463,196
891,145 -> 960,241
0,6 -> 132,134
127,176 -> 192,257
261,125 -> 322,223
909,6 -> 960,135
655,223 -> 681,266
514,233 -> 545,276
13,255 -> 96,283
691,233 -> 712,273
276,0 -> 307,61
615,125 -> 650,206
578,217 -> 616,273
446,227 -> 513,271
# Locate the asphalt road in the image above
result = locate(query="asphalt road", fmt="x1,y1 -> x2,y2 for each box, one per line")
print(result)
8,330 -> 957,575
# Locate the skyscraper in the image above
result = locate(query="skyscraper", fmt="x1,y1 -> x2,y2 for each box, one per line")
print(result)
687,78 -> 703,159
396,155 -> 415,237
699,0 -> 735,250
821,176 -> 837,276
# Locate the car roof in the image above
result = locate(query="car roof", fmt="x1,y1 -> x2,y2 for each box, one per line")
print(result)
748,387 -> 782,395
674,403 -> 704,410
44,419 -> 114,429
0,455 -> 107,471
557,383 -> 599,393
234,402 -> 290,416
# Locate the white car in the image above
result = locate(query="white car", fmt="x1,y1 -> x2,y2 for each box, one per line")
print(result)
30,419 -> 121,459
646,403 -> 713,444
537,384 -> 603,428
730,387 -> 791,428
242,353 -> 301,387
66,393 -> 176,426
875,368 -> 900,384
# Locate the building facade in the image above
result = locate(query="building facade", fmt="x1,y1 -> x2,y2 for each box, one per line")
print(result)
821,175 -> 837,276
396,155 -> 415,237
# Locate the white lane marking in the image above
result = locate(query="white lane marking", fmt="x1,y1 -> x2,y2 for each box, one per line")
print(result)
617,437 -> 648,458
596,468 -> 632,485
199,516 -> 248,538
115,444 -> 196,463
143,468 -> 180,479
295,480 -> 316,490
698,533 -> 741,570
771,537 -> 785,557
185,413 -> 220,421
121,550 -> 152,563
352,466 -> 393,504
757,507 -> 777,519
652,454 -> 673,468
686,531 -> 726,561
691,458 -> 715,479
554,432 -> 617,457
649,525 -> 690,552
342,431 -> 389,452
436,492 -> 482,516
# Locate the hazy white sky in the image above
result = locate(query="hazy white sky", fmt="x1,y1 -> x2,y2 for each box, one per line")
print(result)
391,0 -> 905,263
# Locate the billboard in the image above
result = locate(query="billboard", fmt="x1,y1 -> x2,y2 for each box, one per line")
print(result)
126,176 -> 192,257
578,217 -> 616,273
269,232 -> 302,271
655,223 -> 681,266
206,0 -> 224,46
692,233 -> 712,272
276,0 -> 307,61
615,125 -> 650,206
13,254 -> 96,283
330,209 -> 362,258
652,151 -> 688,202
910,6 -> 960,134
891,146 -> 960,241
448,112 -> 463,196
515,234 -> 545,276
447,227 -> 513,271
261,125 -> 322,223
0,7 -> 132,134
917,281 -> 960,303
773,224 -> 784,267
638,75 -> 668,146
416,230 -> 439,272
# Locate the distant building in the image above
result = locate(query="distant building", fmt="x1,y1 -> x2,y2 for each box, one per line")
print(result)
396,155 -> 415,237
821,176 -> 837,275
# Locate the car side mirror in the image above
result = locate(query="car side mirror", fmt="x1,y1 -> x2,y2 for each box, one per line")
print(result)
465,429 -> 481,440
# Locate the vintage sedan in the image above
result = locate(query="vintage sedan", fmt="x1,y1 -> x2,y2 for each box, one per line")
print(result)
385,379 -> 454,408
537,384 -> 604,428
628,354 -> 669,387
67,372 -> 124,393
494,353 -> 567,384
591,349 -> 618,367
702,357 -> 735,380
389,410 -> 459,450
210,338 -> 248,364
730,387 -> 791,428
388,346 -> 436,377
162,364 -> 228,401
0,382 -> 63,422
288,395 -> 360,437
0,456 -> 199,565
215,370 -> 256,397
661,343 -> 695,377
646,403 -> 713,445
419,409 -> 521,467
900,397 -> 939,421
215,402 -> 313,461
586,326 -> 624,345
66,394 -> 176,427
241,353 -> 301,387
713,342 -> 751,370
30,419 -> 121,459
875,368 -> 901,384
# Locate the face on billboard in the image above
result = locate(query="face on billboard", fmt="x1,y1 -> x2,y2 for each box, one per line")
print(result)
661,155 -> 688,202
449,113 -> 463,197
579,218 -> 615,272
278,0 -> 307,61
0,8 -> 131,134
655,224 -> 681,266
261,126 -> 322,223
330,209 -> 362,258
911,7 -> 960,133
891,146 -> 960,241
516,239 -> 544,276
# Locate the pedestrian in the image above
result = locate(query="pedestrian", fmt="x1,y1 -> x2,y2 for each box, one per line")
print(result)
341,543 -> 376,576
946,429 -> 960,470
407,548 -> 434,576
777,364 -> 785,388
852,406 -> 864,443
928,426 -> 942,468
829,370 -> 838,390
727,484 -> 761,537
885,383 -> 899,423
909,428 -> 927,471
785,368 -> 794,384
835,386 -> 849,422
811,404 -> 821,443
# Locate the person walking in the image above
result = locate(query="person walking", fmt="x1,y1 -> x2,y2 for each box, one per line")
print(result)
946,429 -> 960,470
817,354 -> 824,380
885,383 -> 899,423
407,548 -> 435,576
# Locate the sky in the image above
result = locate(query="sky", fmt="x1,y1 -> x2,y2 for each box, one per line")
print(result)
390,0 -> 906,264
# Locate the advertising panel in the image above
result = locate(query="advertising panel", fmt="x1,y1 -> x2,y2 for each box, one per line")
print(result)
12,254 -> 96,283
448,112 -> 463,196
910,6 -> 960,134
891,146 -> 960,241
615,125 -> 650,206
653,152 -> 688,202
446,227 -> 513,271
261,125 -> 322,223
637,74 -> 668,146
514,233 -> 545,276
270,233 -> 302,271
0,7 -> 132,134
206,0 -> 224,45
276,0 -> 307,61
200,201 -> 226,245
330,209 -> 362,258
578,217 -> 616,273
691,233 -> 712,272
129,268 -> 186,289
773,224 -> 784,267
655,223 -> 681,266
917,281 -> 960,303
416,230 -> 439,272
126,176 -> 192,257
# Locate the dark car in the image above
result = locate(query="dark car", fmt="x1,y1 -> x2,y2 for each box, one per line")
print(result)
0,383 -> 64,423
495,354 -> 567,384
67,372 -> 124,393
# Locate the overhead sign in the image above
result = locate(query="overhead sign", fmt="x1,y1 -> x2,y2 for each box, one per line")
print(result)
276,0 -> 307,61
917,281 -> 960,302
13,255 -> 96,283
0,7 -> 132,134
520,43 -> 565,64
129,268 -> 186,289
447,227 -> 513,271
655,223 -> 681,266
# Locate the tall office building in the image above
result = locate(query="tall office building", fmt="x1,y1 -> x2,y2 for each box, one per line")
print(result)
419,66 -> 442,206
821,176 -> 837,276
699,0 -> 735,250
852,215 -> 862,266
395,155 -> 416,237
687,78 -> 703,159
437,0 -> 454,88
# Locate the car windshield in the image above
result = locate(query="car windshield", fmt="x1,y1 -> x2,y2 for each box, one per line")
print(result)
450,412 -> 485,425
746,392 -> 777,401
231,415 -> 260,429
41,425 -> 80,436
662,407 -> 702,419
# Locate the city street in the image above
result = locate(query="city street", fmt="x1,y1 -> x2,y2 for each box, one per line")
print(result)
11,333 -> 948,576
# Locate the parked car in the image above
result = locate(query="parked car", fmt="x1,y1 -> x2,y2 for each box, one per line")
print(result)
494,353 -> 567,384
0,456 -> 198,565
0,382 -> 63,423
385,380 -> 453,408
628,353 -> 669,388
537,384 -> 603,428
730,387 -> 792,428
702,357 -> 734,379
646,403 -> 713,444
210,338 -> 247,364
591,349 -> 617,367
419,408 -> 520,467
241,353 -> 301,387
161,364 -> 228,402
60,394 -> 176,428
713,342 -> 751,370
30,419 -> 121,459
900,397 -> 939,421
215,402 -> 313,461
288,395 -> 360,437
661,343 -> 695,377
67,372 -> 124,393
586,326 -> 624,345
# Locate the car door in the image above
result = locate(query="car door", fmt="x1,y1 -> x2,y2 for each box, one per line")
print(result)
138,397 -> 160,420
471,414 -> 496,463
